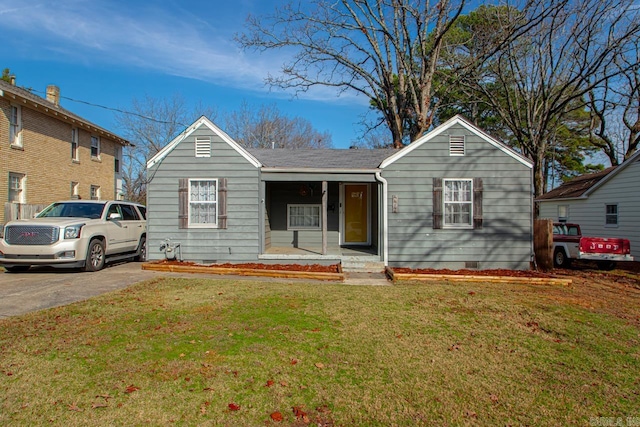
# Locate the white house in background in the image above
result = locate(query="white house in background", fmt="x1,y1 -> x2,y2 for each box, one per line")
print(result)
537,150 -> 640,258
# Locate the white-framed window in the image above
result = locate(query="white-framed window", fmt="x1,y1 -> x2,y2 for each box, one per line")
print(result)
287,204 -> 321,230
9,105 -> 22,147
114,147 -> 121,173
449,135 -> 465,156
195,137 -> 212,158
71,181 -> 79,199
91,136 -> 100,158
71,128 -> 79,161
90,185 -> 100,200
188,179 -> 218,227
8,172 -> 25,203
605,204 -> 618,226
558,205 -> 569,223
443,179 -> 473,228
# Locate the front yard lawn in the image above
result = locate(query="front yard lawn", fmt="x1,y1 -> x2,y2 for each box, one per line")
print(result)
1,274 -> 639,425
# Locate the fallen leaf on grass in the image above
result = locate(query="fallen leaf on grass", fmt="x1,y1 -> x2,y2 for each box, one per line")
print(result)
468,291 -> 476,296
228,403 -> 240,411
68,403 -> 82,412
490,394 -> 499,403
124,385 -> 140,394
315,363 -> 325,369
91,402 -> 108,409
270,411 -> 284,422
465,410 -> 477,418
292,406 -> 307,420
448,343 -> 461,351
280,381 -> 288,387
265,380 -> 275,387
290,359 -> 298,365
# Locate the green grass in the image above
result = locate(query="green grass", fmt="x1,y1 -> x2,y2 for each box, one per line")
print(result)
1,277 -> 639,426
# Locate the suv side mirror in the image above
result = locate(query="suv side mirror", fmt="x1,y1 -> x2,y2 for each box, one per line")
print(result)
108,212 -> 122,220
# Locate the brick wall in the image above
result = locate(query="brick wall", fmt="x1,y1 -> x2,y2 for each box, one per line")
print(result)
0,97 -> 121,224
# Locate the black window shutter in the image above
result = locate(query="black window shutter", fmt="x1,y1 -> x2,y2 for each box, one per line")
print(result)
219,178 -> 228,229
178,178 -> 188,229
473,177 -> 483,229
433,178 -> 443,229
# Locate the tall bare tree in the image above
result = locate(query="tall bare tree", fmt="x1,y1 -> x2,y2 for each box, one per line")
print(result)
237,0 -> 470,148
588,38 -> 640,166
115,94 -> 216,203
223,101 -> 332,149
450,0 -> 640,197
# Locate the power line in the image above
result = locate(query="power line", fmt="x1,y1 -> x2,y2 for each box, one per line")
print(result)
28,87 -> 188,127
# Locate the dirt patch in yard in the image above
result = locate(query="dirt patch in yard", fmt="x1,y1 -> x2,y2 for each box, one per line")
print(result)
541,265 -> 640,327
392,262 -> 640,328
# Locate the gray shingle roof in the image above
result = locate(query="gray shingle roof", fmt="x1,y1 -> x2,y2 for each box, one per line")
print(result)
248,148 -> 396,169
536,166 -> 617,201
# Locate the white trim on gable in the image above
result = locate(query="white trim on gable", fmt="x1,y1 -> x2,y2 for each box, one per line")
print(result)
146,116 -> 262,169
379,115 -> 533,169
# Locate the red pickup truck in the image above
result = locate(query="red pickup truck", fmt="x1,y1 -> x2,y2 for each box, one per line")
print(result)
552,223 -> 633,269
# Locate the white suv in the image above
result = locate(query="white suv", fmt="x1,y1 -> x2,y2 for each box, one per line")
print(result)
0,200 -> 146,273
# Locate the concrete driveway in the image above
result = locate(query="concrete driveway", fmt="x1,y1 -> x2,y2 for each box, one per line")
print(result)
0,261 -> 387,319
0,261 -> 170,318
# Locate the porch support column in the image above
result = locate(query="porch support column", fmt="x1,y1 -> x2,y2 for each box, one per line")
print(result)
322,181 -> 328,255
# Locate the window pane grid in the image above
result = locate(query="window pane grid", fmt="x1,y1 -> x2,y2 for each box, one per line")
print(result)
443,179 -> 473,227
288,205 -> 321,229
605,204 -> 618,225
189,180 -> 218,226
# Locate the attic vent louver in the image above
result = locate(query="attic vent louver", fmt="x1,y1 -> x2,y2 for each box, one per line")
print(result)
449,135 -> 465,156
195,137 -> 211,158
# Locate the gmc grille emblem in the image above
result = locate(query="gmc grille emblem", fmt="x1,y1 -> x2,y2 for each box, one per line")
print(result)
21,232 -> 39,237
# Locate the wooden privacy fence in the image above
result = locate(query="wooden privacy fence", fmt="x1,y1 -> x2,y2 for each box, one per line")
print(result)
4,203 -> 47,223
534,218 -> 553,271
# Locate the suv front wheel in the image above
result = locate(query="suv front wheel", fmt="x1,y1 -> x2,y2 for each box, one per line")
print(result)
85,239 -> 106,272
134,236 -> 146,262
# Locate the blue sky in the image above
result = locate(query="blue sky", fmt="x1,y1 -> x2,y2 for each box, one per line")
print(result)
0,0 -> 371,148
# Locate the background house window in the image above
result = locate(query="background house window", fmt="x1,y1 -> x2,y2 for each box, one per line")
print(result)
90,185 -> 100,200
71,128 -> 79,161
8,173 -> 25,203
91,136 -> 100,158
558,205 -> 569,222
9,105 -> 22,147
114,148 -> 121,173
443,179 -> 473,228
71,181 -> 79,199
189,179 -> 218,227
449,135 -> 465,156
287,204 -> 321,230
605,204 -> 618,226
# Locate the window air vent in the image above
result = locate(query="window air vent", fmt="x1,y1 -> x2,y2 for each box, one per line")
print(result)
195,137 -> 212,158
449,135 -> 465,156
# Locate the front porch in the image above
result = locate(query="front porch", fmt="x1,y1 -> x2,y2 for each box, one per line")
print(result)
259,179 -> 383,264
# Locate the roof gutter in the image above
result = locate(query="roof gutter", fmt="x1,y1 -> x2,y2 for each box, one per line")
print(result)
261,167 -> 382,174
535,195 -> 588,203
375,171 -> 389,267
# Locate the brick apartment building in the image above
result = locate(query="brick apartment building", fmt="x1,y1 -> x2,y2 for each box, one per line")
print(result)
0,77 -> 129,224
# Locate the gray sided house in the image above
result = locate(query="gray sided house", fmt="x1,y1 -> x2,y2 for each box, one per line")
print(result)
537,150 -> 640,259
146,115 -> 534,270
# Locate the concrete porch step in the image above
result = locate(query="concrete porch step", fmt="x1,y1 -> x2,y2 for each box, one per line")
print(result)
341,260 -> 386,273
343,271 -> 391,285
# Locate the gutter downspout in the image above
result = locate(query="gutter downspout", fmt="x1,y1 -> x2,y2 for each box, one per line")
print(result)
375,172 -> 389,266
